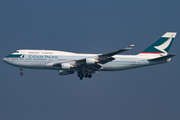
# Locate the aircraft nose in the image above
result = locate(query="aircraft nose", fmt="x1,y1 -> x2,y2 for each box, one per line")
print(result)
3,57 -> 7,63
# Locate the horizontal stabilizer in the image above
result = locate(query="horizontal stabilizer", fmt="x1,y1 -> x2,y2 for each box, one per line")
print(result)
148,54 -> 176,61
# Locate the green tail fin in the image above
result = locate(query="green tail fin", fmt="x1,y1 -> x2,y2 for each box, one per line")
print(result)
140,32 -> 177,55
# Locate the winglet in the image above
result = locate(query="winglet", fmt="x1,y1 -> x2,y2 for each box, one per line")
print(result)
125,44 -> 134,50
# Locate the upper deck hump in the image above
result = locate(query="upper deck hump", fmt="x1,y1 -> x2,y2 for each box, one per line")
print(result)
13,49 -> 77,55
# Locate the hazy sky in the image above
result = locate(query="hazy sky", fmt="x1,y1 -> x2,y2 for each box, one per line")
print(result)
0,1 -> 180,120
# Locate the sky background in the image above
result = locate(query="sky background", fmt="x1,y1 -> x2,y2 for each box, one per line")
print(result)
0,0 -> 180,120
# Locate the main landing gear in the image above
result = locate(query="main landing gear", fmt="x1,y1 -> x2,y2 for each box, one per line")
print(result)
77,72 -> 92,80
20,68 -> 23,76
85,74 -> 92,78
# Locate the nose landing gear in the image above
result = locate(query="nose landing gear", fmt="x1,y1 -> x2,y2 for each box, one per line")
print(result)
20,68 -> 23,76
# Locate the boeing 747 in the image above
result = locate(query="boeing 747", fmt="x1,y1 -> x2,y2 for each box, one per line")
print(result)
3,32 -> 176,80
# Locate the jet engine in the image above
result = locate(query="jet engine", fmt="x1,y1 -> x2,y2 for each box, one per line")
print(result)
59,70 -> 74,75
86,58 -> 97,65
61,63 -> 71,69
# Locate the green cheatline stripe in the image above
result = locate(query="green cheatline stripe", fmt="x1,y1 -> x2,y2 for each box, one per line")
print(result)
6,54 -> 24,58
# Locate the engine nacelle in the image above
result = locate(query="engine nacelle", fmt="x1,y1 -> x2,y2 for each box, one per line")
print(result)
61,63 -> 71,69
86,58 -> 96,65
59,70 -> 74,75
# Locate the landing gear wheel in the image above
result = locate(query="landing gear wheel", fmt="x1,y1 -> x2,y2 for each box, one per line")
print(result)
79,74 -> 84,80
20,72 -> 23,76
88,74 -> 92,78
19,68 -> 23,76
85,74 -> 88,78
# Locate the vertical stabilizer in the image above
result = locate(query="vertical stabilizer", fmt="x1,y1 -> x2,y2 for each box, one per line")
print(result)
139,32 -> 177,56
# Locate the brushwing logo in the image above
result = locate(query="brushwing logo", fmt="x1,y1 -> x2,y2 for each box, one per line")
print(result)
154,35 -> 173,54
20,54 -> 24,58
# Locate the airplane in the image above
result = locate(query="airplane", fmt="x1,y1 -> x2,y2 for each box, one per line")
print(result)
3,32 -> 177,80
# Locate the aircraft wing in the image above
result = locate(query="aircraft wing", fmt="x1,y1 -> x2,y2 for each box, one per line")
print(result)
97,44 -> 134,64
98,44 -> 134,58
53,44 -> 134,71
74,44 -> 134,65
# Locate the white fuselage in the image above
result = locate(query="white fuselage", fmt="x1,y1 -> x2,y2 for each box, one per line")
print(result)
3,49 -> 170,72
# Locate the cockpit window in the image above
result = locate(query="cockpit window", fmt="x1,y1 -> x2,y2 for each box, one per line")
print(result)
15,51 -> 19,53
